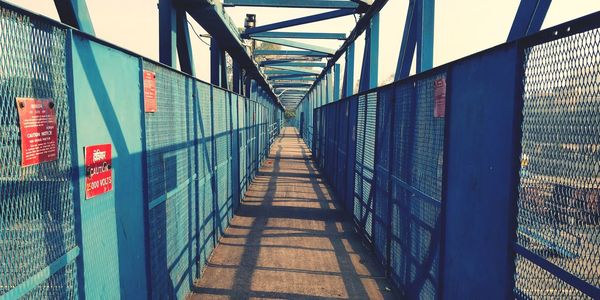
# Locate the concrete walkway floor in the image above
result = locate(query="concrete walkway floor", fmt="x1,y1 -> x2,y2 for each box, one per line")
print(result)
190,127 -> 396,299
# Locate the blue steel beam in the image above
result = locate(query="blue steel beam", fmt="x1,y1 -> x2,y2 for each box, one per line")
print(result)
53,0 -> 94,34
294,0 -> 388,108
245,31 -> 346,40
264,65 -> 321,74
253,37 -> 336,54
273,83 -> 313,88
394,0 -> 417,80
254,50 -> 331,57
267,74 -> 317,80
244,9 -> 356,34
394,0 -> 434,79
269,78 -> 315,81
182,0 -> 282,108
176,9 -> 195,75
264,69 -> 317,75
507,0 -> 552,41
223,0 -> 360,9
261,61 -> 326,68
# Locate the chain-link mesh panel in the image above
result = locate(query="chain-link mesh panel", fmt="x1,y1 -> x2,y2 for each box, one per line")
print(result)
515,28 -> 600,299
143,61 -> 197,300
385,74 -> 445,299
389,81 -> 413,295
0,7 -> 77,298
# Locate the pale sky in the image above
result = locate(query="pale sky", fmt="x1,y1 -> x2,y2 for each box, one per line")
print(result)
6,0 -> 599,86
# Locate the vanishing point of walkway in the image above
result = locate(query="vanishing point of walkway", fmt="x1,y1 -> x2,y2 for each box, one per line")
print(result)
190,127 -> 395,299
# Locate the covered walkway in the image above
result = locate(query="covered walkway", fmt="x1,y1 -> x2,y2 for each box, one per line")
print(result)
190,128 -> 395,299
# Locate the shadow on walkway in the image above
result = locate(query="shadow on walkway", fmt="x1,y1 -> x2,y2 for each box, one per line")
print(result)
189,127 -> 395,299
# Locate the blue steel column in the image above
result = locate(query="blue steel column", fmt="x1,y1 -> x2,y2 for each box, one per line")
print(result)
334,64 -> 340,101
416,0 -> 434,73
159,0 -> 177,67
395,0 -> 434,78
211,40 -> 228,88
232,61 -> 242,94
342,42 -> 355,98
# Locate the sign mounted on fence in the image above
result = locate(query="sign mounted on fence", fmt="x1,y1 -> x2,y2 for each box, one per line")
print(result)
16,98 -> 58,167
85,144 -> 113,199
434,78 -> 446,118
143,70 -> 157,113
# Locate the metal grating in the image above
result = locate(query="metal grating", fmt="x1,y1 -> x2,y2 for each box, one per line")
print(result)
212,88 -> 232,237
354,94 -> 366,222
373,86 -> 393,264
314,73 -> 446,299
196,81 -> 215,272
0,6 -> 78,299
143,61 -> 197,300
515,27 -> 600,298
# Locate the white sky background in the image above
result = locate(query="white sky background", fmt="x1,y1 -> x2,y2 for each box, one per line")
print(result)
6,0 -> 599,85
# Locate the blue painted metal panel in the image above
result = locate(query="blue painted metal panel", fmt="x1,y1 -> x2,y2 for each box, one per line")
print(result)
441,45 -> 520,299
71,34 -> 148,299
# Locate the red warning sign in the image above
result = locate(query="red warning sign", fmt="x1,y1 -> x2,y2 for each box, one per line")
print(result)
143,70 -> 157,113
85,144 -> 113,199
434,78 -> 446,118
16,98 -> 58,167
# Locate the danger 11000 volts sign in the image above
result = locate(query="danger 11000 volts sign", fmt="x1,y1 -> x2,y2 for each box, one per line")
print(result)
85,144 -> 113,199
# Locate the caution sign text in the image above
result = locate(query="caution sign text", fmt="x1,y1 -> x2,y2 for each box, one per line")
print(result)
143,70 -> 157,113
85,144 -> 113,199
16,98 -> 58,167
434,78 -> 446,118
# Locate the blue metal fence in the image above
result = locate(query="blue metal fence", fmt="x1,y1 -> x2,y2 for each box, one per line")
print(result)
301,12 -> 600,299
0,3 -> 283,299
